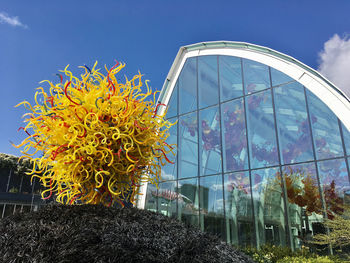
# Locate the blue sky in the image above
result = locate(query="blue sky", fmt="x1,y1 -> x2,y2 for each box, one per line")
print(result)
1,0 -> 350,156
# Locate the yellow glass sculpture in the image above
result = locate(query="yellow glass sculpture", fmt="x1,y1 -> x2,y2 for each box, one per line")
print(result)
13,62 -> 175,207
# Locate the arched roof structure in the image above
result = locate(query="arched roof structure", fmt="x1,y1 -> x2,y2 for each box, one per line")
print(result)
157,41 -> 350,130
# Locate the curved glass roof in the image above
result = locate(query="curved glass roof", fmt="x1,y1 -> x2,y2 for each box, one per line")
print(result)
159,41 -> 350,104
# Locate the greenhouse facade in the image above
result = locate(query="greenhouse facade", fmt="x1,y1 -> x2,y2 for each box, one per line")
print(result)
138,41 -> 350,250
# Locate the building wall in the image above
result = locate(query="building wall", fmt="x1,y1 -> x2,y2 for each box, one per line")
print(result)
145,55 -> 350,250
0,154 -> 44,218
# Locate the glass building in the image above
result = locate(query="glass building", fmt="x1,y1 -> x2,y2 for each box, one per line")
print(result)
137,41 -> 350,250
0,154 -> 44,218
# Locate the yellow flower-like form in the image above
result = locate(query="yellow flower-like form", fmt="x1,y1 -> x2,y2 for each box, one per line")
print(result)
14,62 -> 175,207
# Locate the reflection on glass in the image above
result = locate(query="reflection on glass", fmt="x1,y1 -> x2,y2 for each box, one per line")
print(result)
33,177 -> 42,195
221,98 -> 248,172
179,112 -> 198,179
145,54 -> 350,250
219,56 -> 243,102
200,175 -> 225,238
246,90 -> 279,169
157,181 -> 177,218
0,204 -> 3,218
199,106 -> 221,175
144,183 -> 158,212
0,168 -> 10,192
3,204 -> 14,217
14,204 -> 22,214
243,59 -> 270,94
318,159 -> 350,219
270,68 -> 294,87
21,175 -> 32,194
198,56 -> 218,109
179,57 -> 197,115
306,89 -> 343,159
8,173 -> 21,193
252,168 -> 286,247
166,82 -> 178,119
161,118 -> 177,181
274,82 -> 314,164
282,163 -> 324,250
224,172 -> 254,246
341,122 -> 350,155
178,178 -> 199,226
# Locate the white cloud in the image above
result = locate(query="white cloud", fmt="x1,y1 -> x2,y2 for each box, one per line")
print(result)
0,11 -> 28,28
160,171 -> 175,181
318,34 -> 350,98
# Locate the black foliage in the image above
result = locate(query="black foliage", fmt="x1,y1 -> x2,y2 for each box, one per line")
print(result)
0,204 -> 254,263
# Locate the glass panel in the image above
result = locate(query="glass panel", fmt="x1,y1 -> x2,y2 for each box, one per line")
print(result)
157,180 -> 177,218
0,204 -> 4,218
199,175 -> 225,239
179,57 -> 197,115
179,112 -> 198,179
198,56 -> 219,109
199,106 -> 221,175
341,122 -> 350,156
14,204 -> 22,214
3,204 -> 14,217
221,98 -> 248,172
306,89 -> 343,159
178,178 -> 199,226
243,59 -> 270,94
33,177 -> 42,195
0,167 -> 10,192
282,163 -> 324,250
318,159 -> 350,219
21,175 -> 32,194
274,82 -> 314,164
161,118 -> 177,181
270,67 -> 294,87
246,90 -> 279,169
166,82 -> 178,119
252,167 -> 287,247
224,171 -> 254,246
8,173 -> 21,193
144,183 -> 157,212
219,56 -> 243,102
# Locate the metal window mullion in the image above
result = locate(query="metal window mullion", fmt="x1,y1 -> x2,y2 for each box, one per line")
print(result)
176,80 -> 179,218
269,68 -> 293,249
177,86 -> 281,119
241,58 -> 257,248
210,151 -> 349,173
177,74 -> 181,220
30,177 -> 36,211
6,168 -> 12,192
196,57 -> 201,228
303,87 -> 326,211
1,204 -> 5,218
217,55 -> 227,242
19,176 -> 23,193
338,118 -> 350,183
303,86 -> 332,254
